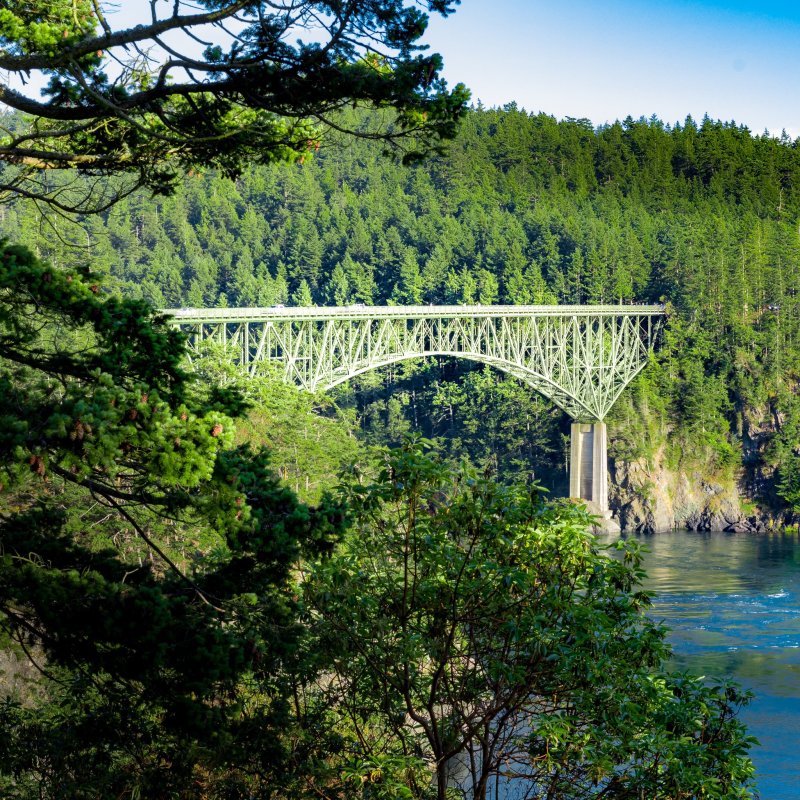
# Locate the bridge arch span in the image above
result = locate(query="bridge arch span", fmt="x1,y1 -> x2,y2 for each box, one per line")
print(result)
169,303 -> 664,423
169,303 -> 666,512
319,351 -> 600,421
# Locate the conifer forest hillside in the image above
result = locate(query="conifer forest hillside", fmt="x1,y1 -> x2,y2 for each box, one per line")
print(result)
5,107 -> 800,529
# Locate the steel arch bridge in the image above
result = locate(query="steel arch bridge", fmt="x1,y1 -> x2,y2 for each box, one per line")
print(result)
168,304 -> 665,422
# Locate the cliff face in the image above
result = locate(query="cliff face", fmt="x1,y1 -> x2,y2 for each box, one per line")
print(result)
608,436 -> 788,533
603,390 -> 800,533
610,451 -> 748,532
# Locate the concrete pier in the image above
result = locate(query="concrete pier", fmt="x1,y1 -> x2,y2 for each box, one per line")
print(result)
569,422 -> 608,513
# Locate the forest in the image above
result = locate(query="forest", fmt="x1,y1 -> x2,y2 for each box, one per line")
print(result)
0,0 -> 782,792
3,106 -> 799,520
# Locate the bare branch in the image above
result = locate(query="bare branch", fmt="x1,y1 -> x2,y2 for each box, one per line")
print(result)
0,146 -> 126,167
105,495 -> 225,611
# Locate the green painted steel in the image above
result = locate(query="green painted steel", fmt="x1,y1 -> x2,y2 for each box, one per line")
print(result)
168,304 -> 666,421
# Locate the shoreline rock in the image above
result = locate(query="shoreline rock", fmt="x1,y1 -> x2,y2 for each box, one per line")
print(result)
608,446 -> 789,534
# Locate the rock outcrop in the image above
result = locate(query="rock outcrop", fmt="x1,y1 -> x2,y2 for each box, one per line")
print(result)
608,446 -> 776,533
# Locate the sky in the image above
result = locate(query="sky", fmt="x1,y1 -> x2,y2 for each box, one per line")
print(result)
425,0 -> 800,136
5,1 -> 799,137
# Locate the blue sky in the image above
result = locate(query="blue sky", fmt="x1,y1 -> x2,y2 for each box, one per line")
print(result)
425,1 -> 800,136
6,2 -> 798,136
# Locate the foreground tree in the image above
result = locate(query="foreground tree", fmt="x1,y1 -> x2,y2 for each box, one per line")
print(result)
0,241 -> 345,797
0,0 -> 469,212
0,4 -> 472,794
303,440 -> 756,799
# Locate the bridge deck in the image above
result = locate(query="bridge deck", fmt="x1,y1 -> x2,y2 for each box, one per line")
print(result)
166,303 -> 666,323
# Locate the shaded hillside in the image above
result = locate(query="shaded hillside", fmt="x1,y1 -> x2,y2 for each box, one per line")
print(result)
4,107 -> 800,523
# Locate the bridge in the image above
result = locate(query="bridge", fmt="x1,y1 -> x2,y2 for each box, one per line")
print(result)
168,304 -> 666,513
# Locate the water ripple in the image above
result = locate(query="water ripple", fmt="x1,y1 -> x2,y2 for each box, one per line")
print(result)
623,530 -> 800,800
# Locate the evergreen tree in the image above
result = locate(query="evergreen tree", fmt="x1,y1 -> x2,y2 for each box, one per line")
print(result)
0,242 -> 345,797
0,1 -> 469,212
292,279 -> 314,307
391,250 -> 424,304
326,262 -> 351,306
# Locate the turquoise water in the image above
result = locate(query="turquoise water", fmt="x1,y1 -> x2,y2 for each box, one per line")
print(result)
618,530 -> 800,800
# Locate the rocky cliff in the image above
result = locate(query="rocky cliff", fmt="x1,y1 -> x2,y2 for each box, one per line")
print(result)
602,388 -> 800,534
608,443 -> 785,533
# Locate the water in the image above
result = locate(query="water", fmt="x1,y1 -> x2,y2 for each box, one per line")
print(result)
613,530 -> 800,799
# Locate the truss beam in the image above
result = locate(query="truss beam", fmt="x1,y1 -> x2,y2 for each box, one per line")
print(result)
168,304 -> 665,422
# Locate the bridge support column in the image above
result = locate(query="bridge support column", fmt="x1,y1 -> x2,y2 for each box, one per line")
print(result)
569,421 -> 608,514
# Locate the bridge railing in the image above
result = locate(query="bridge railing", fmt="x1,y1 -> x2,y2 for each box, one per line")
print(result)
166,303 -> 666,323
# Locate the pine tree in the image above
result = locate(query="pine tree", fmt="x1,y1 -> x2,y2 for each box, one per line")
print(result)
292,278 -> 314,307
326,263 -> 351,306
